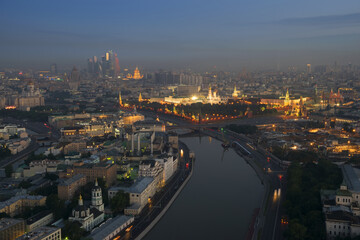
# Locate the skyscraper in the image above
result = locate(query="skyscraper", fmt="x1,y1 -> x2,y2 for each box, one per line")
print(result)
114,53 -> 121,78
50,63 -> 57,74
306,64 -> 311,74
102,50 -> 115,77
69,66 -> 80,90
87,58 -> 94,74
70,66 -> 80,82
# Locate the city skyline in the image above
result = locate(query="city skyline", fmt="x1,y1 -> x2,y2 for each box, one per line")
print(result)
1,0 -> 360,70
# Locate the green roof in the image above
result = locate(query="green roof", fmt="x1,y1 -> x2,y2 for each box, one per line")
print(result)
336,189 -> 352,197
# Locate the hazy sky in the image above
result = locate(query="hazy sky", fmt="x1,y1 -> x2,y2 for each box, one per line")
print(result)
1,0 -> 360,71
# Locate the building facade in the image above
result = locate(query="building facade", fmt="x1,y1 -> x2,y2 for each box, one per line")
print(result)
0,218 -> 25,240
58,174 -> 87,201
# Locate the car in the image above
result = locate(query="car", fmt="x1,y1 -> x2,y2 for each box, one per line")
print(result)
281,216 -> 288,225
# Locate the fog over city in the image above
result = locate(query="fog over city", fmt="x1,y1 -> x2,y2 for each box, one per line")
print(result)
1,0 -> 360,70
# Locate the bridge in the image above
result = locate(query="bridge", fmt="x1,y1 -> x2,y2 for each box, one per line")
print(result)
164,116 -> 284,130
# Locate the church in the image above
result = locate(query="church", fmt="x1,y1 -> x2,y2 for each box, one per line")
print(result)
69,179 -> 105,231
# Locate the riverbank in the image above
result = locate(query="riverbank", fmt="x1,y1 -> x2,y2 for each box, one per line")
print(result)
134,141 -> 194,240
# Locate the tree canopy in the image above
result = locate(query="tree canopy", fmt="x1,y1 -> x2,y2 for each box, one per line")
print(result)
110,190 -> 130,214
284,160 -> 342,240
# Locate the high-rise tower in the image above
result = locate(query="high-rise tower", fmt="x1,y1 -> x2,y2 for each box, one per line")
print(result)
133,67 -> 143,80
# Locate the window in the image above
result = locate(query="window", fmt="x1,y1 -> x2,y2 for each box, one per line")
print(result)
334,225 -> 336,228
330,231 -> 332,235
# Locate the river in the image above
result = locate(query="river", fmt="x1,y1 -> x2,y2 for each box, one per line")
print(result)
143,135 -> 264,240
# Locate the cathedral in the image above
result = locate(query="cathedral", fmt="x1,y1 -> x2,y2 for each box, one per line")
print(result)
69,179 -> 105,231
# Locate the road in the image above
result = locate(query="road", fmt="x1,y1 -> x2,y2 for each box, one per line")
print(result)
0,117 -> 61,169
0,138 -> 39,168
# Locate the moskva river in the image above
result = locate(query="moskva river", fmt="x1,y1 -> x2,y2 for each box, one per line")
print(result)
144,136 -> 264,240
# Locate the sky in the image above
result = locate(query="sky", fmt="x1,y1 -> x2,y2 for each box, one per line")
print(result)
1,0 -> 360,71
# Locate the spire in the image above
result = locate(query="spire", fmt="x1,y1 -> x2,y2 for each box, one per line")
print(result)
119,91 -> 122,106
285,89 -> 290,101
139,92 -> 143,102
208,85 -> 212,100
95,178 -> 98,187
79,194 -> 83,206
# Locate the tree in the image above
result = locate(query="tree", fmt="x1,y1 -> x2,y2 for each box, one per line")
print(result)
46,194 -> 65,219
62,220 -> 86,240
45,173 -> 59,181
226,124 -> 258,134
5,164 -> 13,178
0,146 -> 11,160
286,220 -> 307,240
80,152 -> 91,158
110,191 -> 129,214
18,180 -> 32,189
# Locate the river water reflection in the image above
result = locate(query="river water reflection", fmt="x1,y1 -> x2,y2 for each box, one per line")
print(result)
143,136 -> 264,240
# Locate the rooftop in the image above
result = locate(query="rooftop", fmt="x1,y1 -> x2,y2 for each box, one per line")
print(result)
326,210 -> 360,224
0,218 -> 24,231
58,174 -> 85,186
110,177 -> 154,194
16,226 -> 60,240
90,215 -> 134,240
0,195 -> 46,209
342,164 -> 360,192
26,210 -> 53,225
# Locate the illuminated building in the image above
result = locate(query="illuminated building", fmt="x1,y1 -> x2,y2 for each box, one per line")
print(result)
119,91 -> 122,106
133,67 -> 143,80
260,89 -> 307,107
207,86 -> 222,104
307,63 -> 311,74
138,92 -> 143,102
329,89 -> 344,106
123,112 -> 145,125
232,85 -> 238,99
